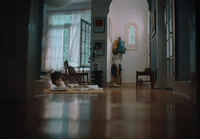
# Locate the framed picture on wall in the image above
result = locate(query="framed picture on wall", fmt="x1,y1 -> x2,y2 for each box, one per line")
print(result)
93,40 -> 104,56
151,10 -> 156,37
93,17 -> 105,33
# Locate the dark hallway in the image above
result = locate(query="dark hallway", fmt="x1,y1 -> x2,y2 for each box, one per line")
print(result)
0,0 -> 200,139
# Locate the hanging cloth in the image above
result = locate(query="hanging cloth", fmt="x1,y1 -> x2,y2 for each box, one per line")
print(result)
117,38 -> 126,54
112,39 -> 119,55
111,63 -> 117,77
119,63 -> 122,76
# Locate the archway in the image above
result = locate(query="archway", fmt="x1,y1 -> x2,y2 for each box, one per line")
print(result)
107,0 -> 149,85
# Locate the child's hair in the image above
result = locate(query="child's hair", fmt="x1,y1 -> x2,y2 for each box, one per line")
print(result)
50,72 -> 63,85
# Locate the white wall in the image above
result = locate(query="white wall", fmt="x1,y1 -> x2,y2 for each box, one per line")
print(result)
107,0 -> 148,83
107,1 -> 117,83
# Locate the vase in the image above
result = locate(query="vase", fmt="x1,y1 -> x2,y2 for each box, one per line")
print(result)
94,63 -> 100,71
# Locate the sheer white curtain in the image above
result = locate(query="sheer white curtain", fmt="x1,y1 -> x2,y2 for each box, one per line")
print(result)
46,12 -> 65,71
69,10 -> 91,67
45,10 -> 91,71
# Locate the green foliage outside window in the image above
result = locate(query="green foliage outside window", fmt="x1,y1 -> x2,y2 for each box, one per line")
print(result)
63,14 -> 72,23
51,14 -> 72,65
63,28 -> 69,64
51,14 -> 72,25
129,26 -> 135,44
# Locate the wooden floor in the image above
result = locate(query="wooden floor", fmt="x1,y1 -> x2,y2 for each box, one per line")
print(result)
0,86 -> 200,139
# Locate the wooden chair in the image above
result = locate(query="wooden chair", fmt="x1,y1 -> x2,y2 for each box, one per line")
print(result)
64,60 -> 89,85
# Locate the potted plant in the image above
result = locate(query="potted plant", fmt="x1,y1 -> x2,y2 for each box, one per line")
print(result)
88,43 -> 100,71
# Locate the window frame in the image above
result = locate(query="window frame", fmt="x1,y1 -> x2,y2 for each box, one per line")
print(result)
125,22 -> 138,50
80,19 -> 91,68
62,24 -> 71,65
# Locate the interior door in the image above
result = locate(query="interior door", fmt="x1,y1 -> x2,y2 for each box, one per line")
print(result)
164,0 -> 175,89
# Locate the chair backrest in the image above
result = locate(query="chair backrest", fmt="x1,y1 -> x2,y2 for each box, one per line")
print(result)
64,60 -> 69,74
64,60 -> 76,75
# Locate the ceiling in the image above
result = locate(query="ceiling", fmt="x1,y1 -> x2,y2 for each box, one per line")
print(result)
44,0 -> 91,10
71,0 -> 91,4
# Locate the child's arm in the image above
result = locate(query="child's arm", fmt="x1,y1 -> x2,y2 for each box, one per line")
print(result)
58,81 -> 66,88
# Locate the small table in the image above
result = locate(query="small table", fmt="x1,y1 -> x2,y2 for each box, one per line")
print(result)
78,65 -> 86,73
136,71 -> 154,89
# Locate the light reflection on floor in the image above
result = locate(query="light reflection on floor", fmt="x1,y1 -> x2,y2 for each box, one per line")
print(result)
0,87 -> 199,139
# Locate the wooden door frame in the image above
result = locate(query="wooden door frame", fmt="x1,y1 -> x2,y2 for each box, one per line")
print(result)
164,0 -> 176,89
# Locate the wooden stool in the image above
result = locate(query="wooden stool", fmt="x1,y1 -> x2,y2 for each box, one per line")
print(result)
136,71 -> 154,89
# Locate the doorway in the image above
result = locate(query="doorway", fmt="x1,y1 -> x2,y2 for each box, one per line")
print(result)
107,0 -> 149,83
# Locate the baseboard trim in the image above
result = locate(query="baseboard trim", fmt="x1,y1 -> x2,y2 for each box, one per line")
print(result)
0,97 -> 25,104
174,81 -> 191,99
105,82 -> 137,87
35,80 -> 44,96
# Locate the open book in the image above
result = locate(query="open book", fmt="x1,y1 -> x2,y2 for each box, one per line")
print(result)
52,87 -> 69,91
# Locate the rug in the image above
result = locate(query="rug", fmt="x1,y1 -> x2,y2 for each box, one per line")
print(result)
44,88 -> 107,94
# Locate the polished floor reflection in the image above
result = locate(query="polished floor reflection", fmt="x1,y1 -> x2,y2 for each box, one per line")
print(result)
0,86 -> 200,139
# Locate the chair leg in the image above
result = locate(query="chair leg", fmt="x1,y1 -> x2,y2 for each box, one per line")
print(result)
120,76 -> 121,85
76,76 -> 79,84
151,74 -> 154,89
87,75 -> 89,85
83,75 -> 85,85
136,72 -> 138,89
79,75 -> 82,85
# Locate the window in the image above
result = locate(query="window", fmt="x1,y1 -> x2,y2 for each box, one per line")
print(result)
125,22 -> 138,50
52,14 -> 72,65
129,26 -> 135,44
46,13 -> 72,71
51,14 -> 72,25
45,10 -> 91,71
63,28 -> 70,64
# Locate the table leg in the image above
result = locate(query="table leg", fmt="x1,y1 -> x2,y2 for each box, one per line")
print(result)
87,74 -> 89,85
80,75 -> 82,85
76,76 -> 79,84
83,75 -> 85,85
136,71 -> 138,89
151,73 -> 154,89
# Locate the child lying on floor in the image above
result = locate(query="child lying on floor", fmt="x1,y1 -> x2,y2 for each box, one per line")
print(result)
50,72 -> 66,89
